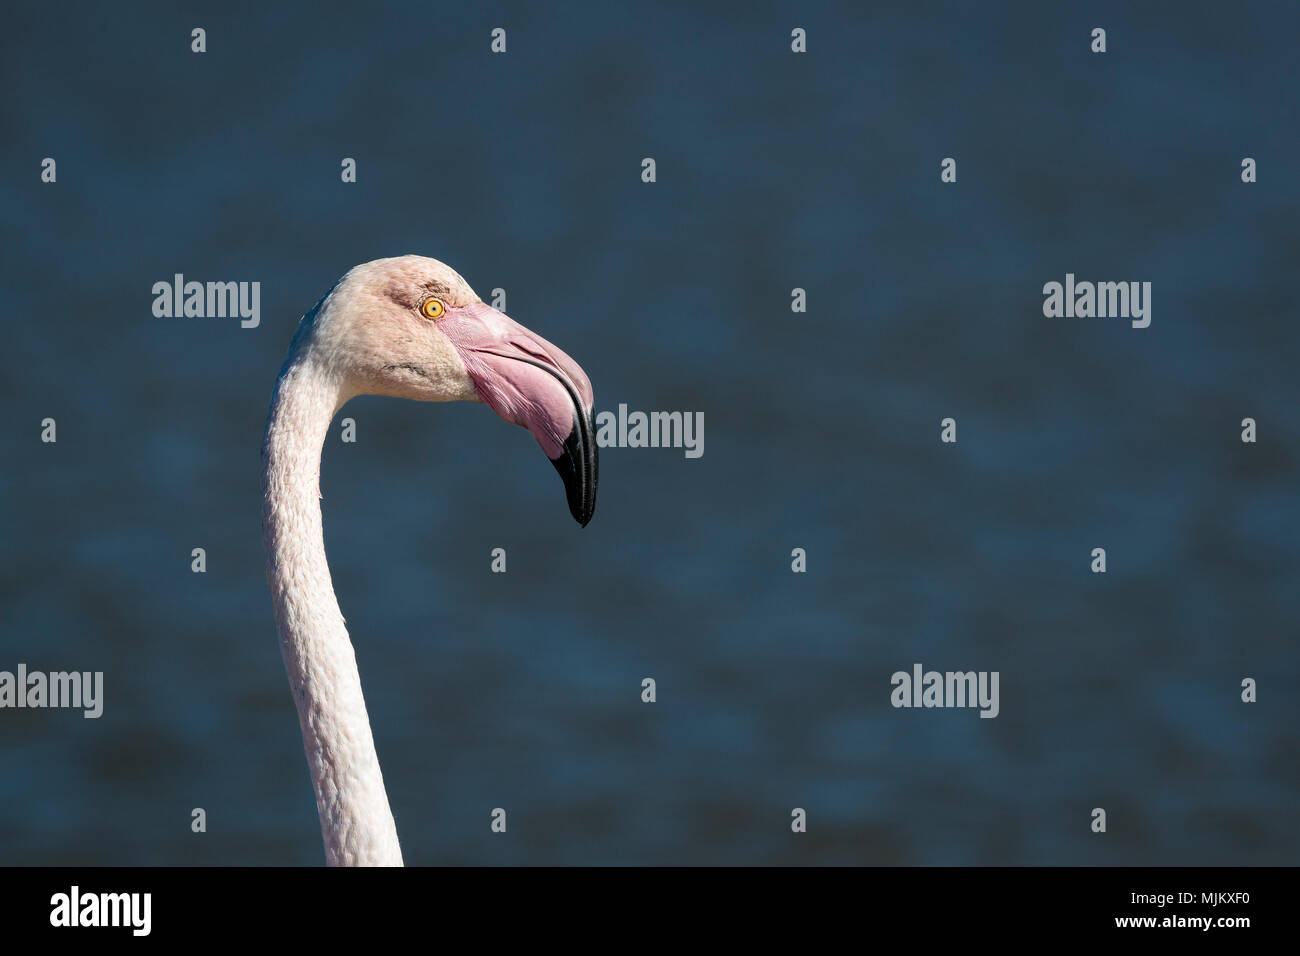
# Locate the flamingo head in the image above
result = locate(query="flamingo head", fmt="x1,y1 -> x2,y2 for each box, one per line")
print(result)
302,255 -> 597,526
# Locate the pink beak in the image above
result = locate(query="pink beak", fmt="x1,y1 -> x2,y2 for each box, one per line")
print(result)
439,302 -> 598,526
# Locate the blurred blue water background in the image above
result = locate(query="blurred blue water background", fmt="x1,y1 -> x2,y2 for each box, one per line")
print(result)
1,1 -> 1297,864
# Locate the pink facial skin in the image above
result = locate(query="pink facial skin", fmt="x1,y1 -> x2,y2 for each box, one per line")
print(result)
438,302 -> 595,460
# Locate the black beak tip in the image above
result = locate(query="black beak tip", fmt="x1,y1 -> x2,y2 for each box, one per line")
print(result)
549,417 -> 598,528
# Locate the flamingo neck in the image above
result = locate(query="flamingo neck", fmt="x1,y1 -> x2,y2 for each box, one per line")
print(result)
261,347 -> 403,866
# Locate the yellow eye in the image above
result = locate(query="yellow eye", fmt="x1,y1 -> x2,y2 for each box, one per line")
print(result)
421,298 -> 445,319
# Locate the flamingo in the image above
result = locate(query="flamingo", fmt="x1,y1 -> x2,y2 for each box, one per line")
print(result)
260,256 -> 597,866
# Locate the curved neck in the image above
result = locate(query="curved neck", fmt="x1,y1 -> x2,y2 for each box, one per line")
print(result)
261,350 -> 403,866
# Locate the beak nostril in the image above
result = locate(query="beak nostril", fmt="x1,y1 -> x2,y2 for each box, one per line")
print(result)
508,338 -> 556,364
